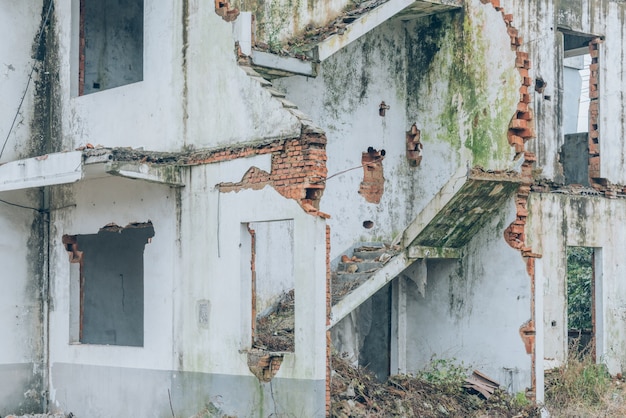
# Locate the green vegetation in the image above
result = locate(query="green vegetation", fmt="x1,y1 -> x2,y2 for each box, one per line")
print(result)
544,349 -> 622,417
567,246 -> 593,331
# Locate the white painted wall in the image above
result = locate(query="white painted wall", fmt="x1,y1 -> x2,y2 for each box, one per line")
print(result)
0,1 -> 44,162
47,176 -> 178,374
177,159 -> 327,383
528,193 -> 626,374
404,201 -> 532,393
252,220 -> 295,315
0,190 -> 43,414
277,1 -> 520,259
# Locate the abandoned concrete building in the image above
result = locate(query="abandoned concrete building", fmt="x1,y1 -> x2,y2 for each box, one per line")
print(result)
2,0 -> 626,416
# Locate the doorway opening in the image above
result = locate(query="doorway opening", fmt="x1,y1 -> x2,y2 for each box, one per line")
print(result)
566,246 -> 596,357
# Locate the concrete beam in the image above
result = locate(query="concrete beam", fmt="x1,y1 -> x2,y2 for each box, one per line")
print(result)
251,51 -> 316,79
105,162 -> 185,187
407,245 -> 461,259
315,0 -> 460,61
0,151 -> 83,192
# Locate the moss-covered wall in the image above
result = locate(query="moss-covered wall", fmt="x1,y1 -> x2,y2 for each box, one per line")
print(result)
233,0 -> 352,46
406,1 -> 520,168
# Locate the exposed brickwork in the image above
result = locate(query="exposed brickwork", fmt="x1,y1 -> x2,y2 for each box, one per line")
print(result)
215,0 -> 240,22
249,225 -> 257,344
216,129 -> 329,217
358,148 -> 385,204
588,38 -> 603,183
326,225 -> 332,417
247,350 -> 284,382
406,123 -> 423,167
482,0 -> 541,399
78,0 -> 85,96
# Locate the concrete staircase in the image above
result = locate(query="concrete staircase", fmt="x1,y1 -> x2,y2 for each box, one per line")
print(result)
328,165 -> 523,329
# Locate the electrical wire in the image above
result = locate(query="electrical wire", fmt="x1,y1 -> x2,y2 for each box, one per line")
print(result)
0,197 -> 44,212
1,0 -> 54,160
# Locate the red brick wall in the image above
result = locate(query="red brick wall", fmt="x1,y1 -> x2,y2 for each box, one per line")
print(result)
214,129 -> 328,215
358,148 -> 385,204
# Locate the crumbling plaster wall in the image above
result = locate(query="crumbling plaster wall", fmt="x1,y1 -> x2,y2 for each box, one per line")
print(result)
276,0 -> 520,257
556,0 -> 626,185
49,0 -> 299,153
0,189 -> 45,416
404,199 -> 531,393
0,1 -> 46,162
509,0 -> 626,184
47,176 -> 178,417
497,0 -> 558,180
527,193 -> 626,375
0,5 -> 55,413
175,157 -> 327,417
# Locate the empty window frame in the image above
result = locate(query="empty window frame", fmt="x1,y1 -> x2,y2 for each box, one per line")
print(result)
79,0 -> 144,95
63,222 -> 154,346
241,220 -> 295,352
566,246 -> 599,357
559,30 -> 598,185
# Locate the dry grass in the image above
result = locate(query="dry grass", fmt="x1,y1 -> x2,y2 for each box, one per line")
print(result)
544,348 -> 626,417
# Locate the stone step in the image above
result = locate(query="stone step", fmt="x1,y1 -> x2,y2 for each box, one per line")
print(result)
334,271 -> 375,283
352,249 -> 387,260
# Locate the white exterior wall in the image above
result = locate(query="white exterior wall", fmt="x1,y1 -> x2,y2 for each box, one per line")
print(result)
277,0 -> 520,258
0,190 -> 43,415
404,201 -> 532,393
47,176 -> 178,416
0,5 -> 49,413
0,1 -> 44,162
528,193 -> 626,375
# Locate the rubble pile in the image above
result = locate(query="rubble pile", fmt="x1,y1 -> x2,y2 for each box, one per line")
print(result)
330,353 -> 540,418
253,289 -> 295,352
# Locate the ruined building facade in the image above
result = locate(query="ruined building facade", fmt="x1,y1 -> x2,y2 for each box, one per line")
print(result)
1,0 -> 626,416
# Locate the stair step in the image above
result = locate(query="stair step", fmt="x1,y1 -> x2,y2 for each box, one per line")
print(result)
352,249 -> 388,260
334,271 -> 375,283
337,261 -> 383,272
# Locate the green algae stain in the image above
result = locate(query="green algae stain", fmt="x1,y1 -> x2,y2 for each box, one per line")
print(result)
441,5 -> 518,167
409,2 -> 519,168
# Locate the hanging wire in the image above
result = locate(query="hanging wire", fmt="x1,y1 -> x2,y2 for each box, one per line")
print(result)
0,0 -> 54,160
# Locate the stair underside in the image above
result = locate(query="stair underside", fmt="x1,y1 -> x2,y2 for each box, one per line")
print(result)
329,169 -> 522,328
251,0 -> 461,79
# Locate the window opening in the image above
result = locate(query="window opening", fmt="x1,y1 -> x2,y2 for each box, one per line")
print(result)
79,0 -> 144,95
560,31 -> 596,185
64,222 -> 154,346
248,220 -> 295,352
566,246 -> 595,357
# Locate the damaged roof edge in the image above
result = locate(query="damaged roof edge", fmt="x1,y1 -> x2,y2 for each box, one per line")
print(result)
0,150 -> 185,193
315,0 -> 460,62
0,151 -> 83,192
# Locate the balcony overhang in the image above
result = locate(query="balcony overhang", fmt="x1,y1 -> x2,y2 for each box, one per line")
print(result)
0,150 -> 184,193
249,0 -> 461,78
407,171 -> 522,250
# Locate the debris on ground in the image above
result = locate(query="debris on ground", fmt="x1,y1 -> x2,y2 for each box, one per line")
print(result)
332,244 -> 400,305
330,353 -> 540,418
5,414 -> 68,418
253,289 -> 295,352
